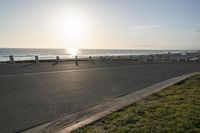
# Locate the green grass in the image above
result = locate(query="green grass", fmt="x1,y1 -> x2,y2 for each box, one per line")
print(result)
73,75 -> 200,133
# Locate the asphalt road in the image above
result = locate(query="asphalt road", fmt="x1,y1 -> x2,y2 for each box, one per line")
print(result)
1,61 -> 200,133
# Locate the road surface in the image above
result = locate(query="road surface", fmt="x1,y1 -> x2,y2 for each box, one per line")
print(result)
0,61 -> 200,133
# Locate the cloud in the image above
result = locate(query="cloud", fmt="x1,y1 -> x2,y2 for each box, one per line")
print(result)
194,24 -> 200,26
189,29 -> 200,33
130,24 -> 159,30
190,24 -> 200,33
192,30 -> 200,32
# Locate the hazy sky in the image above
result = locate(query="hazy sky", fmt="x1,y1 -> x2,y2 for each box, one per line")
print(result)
0,0 -> 200,49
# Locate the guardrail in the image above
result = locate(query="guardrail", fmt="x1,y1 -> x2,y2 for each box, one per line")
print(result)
1,53 -> 200,66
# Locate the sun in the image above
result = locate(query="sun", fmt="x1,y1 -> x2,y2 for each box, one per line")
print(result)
62,14 -> 85,40
54,11 -> 91,48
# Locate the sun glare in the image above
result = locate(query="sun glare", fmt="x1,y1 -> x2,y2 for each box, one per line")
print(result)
54,10 -> 91,48
62,14 -> 84,40
66,48 -> 79,56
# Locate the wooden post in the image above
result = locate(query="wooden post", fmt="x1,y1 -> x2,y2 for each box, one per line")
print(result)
9,55 -> 14,63
35,56 -> 39,63
56,56 -> 60,62
89,56 -> 92,61
100,56 -> 102,61
75,55 -> 78,66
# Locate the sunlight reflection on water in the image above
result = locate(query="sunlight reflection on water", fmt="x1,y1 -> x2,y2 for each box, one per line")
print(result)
66,48 -> 79,56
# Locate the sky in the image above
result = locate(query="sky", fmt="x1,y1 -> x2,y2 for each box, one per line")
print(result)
0,0 -> 200,49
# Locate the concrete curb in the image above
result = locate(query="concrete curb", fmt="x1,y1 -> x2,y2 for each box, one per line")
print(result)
22,72 -> 200,133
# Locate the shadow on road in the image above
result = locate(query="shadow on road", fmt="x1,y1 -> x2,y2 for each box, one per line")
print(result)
21,63 -> 35,68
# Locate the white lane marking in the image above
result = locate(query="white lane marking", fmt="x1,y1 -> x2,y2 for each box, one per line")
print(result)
0,65 -> 133,78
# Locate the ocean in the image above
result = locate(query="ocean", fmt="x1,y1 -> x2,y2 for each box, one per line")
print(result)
0,48 -> 197,62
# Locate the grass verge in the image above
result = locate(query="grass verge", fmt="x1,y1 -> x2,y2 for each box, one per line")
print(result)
73,74 -> 200,133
